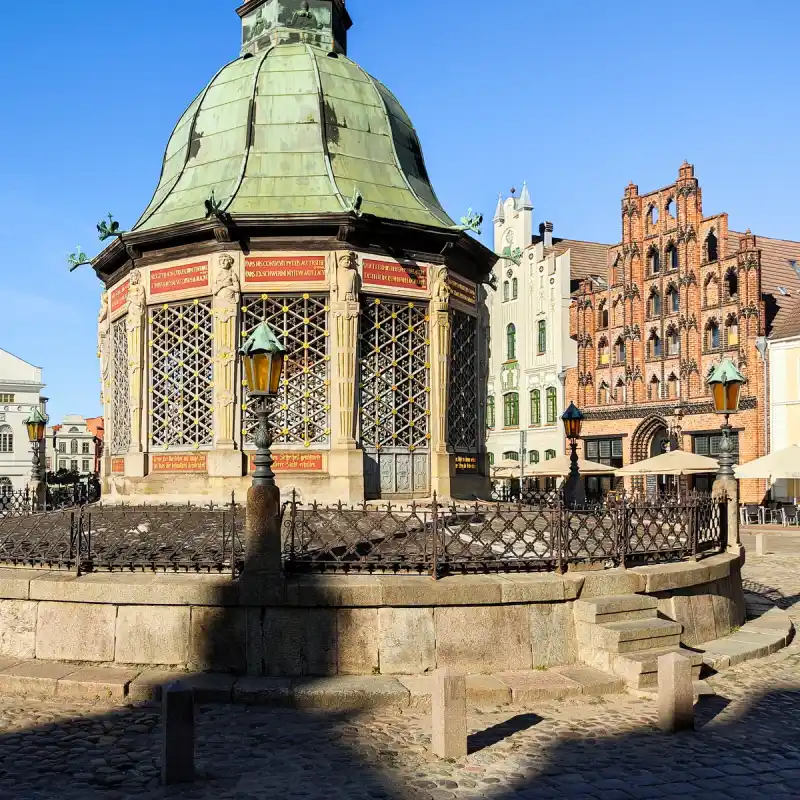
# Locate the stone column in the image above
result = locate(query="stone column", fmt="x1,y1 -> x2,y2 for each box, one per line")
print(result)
97,291 -> 113,479
429,266 -> 452,498
327,252 -> 364,503
431,668 -> 467,760
209,254 -> 243,477
125,269 -> 147,477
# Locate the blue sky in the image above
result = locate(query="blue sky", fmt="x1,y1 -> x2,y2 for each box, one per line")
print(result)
1,0 -> 799,421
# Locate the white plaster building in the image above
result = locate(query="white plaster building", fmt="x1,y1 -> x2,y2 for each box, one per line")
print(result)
46,416 -> 99,476
486,185 -> 609,479
0,349 -> 47,493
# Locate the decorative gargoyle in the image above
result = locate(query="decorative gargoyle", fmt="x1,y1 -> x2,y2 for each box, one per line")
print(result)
97,213 -> 125,242
344,186 -> 364,217
67,246 -> 92,272
204,190 -> 232,225
455,208 -> 484,235
496,247 -> 523,267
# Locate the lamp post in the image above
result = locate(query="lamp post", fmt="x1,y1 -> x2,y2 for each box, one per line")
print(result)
24,408 -> 48,511
239,322 -> 287,577
707,359 -> 745,557
562,402 -> 585,508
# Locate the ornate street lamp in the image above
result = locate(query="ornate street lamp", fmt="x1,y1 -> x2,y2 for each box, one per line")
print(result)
24,408 -> 48,509
707,359 -> 745,479
239,322 -> 287,488
239,322 -> 287,577
562,402 -> 585,507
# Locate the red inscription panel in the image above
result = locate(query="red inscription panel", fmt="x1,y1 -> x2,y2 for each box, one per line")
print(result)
150,262 -> 209,296
249,452 -> 324,472
111,458 -> 125,474
448,274 -> 477,306
151,453 -> 208,473
245,256 -> 327,283
362,260 -> 428,291
110,281 -> 130,314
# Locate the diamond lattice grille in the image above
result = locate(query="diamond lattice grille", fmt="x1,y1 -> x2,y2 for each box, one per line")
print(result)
240,294 -> 330,446
359,298 -> 430,450
111,319 -> 131,455
149,300 -> 214,449
448,311 -> 478,451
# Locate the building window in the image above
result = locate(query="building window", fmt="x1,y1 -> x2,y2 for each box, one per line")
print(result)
530,389 -> 541,426
502,451 -> 520,461
70,460 -> 78,472
506,324 -> 517,360
598,381 -> 610,404
649,332 -> 662,359
598,301 -> 609,329
613,297 -> 624,326
666,243 -> 679,271
667,373 -> 679,399
666,198 -> 676,218
615,378 -> 627,404
512,278 -> 518,299
537,320 -> 546,354
650,289 -> 661,317
649,248 -> 660,275
529,450 -> 539,465
488,452 -> 495,466
546,387 -> 557,425
705,274 -> 719,306
649,205 -> 659,226
82,442 -> 90,454
503,281 -> 510,302
667,286 -> 679,314
598,337 -> 610,366
694,432 -> 739,462
503,393 -> 519,427
667,327 -> 680,356
586,437 -> 623,468
0,426 -> 12,454
545,449 -> 556,460
706,320 -> 721,350
70,439 -> 78,455
486,397 -> 495,429
0,394 -> 14,404
0,477 -> 12,497
706,231 -> 718,263
725,269 -> 739,300
726,314 -> 739,347
58,442 -> 66,454
615,337 -> 626,364
58,460 -> 66,471
82,460 -> 90,473
648,375 -> 661,400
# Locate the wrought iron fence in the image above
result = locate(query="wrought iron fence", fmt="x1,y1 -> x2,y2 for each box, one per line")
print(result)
0,499 -> 244,575
284,491 -> 725,577
0,482 -> 102,518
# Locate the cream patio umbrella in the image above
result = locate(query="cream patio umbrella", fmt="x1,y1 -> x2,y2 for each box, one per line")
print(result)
491,459 -> 523,479
615,449 -> 720,477
525,454 -> 615,478
734,445 -> 800,481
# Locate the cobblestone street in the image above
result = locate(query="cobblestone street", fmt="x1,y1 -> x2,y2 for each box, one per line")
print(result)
1,542 -> 799,800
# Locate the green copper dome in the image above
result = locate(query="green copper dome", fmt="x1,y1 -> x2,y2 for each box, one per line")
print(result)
134,19 -> 455,232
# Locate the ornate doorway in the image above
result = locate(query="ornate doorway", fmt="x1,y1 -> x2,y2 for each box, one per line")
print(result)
632,416 -> 679,496
359,297 -> 431,499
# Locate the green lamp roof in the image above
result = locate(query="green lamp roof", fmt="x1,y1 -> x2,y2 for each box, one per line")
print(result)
707,358 -> 746,385
133,5 -> 455,233
24,408 -> 48,426
239,321 -> 286,357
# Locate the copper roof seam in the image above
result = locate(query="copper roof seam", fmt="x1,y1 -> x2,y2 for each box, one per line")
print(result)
306,45 -> 348,213
134,57 -> 240,231
222,48 -> 272,214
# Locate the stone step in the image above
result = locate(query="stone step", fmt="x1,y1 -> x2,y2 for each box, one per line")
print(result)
574,594 -> 658,624
612,647 -> 704,689
593,618 -> 683,653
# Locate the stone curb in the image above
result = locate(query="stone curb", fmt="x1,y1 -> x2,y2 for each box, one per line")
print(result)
0,661 -> 624,709
698,593 -> 795,672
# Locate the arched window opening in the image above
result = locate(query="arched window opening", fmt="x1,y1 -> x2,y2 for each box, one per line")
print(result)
0,477 -> 12,497
529,450 -> 539,465
706,320 -> 721,350
667,373 -> 679,399
0,426 -> 13,454
530,390 -> 541,426
503,281 -> 510,302
613,296 -> 624,326
666,198 -> 676,218
512,278 -> 519,299
503,393 -> 519,427
545,449 -> 557,461
546,387 -> 557,424
598,300 -> 609,329
648,375 -> 661,401
649,248 -> 660,275
537,320 -> 547,354
705,274 -> 719,306
598,381 -> 611,404
649,205 -> 659,226
70,439 -> 78,455
666,243 -> 679,271
726,314 -> 739,348
615,378 -> 627,404
725,269 -> 739,300
486,397 -> 495,429
667,327 -> 680,356
615,337 -> 627,364
706,230 -> 718,262
506,324 -> 517,360
502,451 -> 520,462
649,332 -> 662,359
650,289 -> 662,317
598,337 -> 610,366
667,285 -> 679,314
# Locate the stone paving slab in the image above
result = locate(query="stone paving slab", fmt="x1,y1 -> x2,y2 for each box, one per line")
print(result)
56,666 -> 140,700
494,670 -> 582,703
127,669 -> 187,702
232,676 -> 292,706
292,676 -> 410,711
0,660 -> 77,697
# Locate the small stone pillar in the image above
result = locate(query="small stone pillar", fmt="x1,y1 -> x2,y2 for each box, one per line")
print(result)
658,652 -> 694,733
244,484 -> 282,574
429,268 -> 453,499
755,533 -> 767,557
161,681 -> 195,785
431,668 -> 467,760
125,268 -> 147,478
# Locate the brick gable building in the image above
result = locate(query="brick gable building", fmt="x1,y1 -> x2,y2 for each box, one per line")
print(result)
567,162 -> 800,502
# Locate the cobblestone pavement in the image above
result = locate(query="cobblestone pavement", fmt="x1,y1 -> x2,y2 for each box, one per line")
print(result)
1,548 -> 799,800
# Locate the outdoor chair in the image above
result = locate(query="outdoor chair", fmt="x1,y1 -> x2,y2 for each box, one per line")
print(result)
781,505 -> 799,527
762,502 -> 782,525
741,504 -> 760,525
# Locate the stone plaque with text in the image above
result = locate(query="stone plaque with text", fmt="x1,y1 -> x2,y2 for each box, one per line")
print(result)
362,259 -> 428,291
244,256 -> 327,283
151,453 -> 208,473
150,262 -> 210,296
249,452 -> 325,472
111,280 -> 130,314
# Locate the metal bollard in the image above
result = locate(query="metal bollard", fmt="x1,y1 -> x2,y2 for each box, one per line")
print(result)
161,681 -> 195,785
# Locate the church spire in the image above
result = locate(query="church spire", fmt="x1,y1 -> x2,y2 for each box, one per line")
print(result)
493,193 -> 505,225
519,180 -> 533,211
238,0 -> 352,55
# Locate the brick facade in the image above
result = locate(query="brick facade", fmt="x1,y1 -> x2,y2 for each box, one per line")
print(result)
567,163 -> 769,502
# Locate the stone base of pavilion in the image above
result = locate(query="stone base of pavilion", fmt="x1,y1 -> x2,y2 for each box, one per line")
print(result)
0,554 -> 754,686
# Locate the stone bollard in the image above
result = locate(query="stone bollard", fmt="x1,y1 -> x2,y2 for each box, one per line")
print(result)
658,652 -> 694,733
431,668 -> 467,760
161,681 -> 195,785
755,533 -> 767,557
